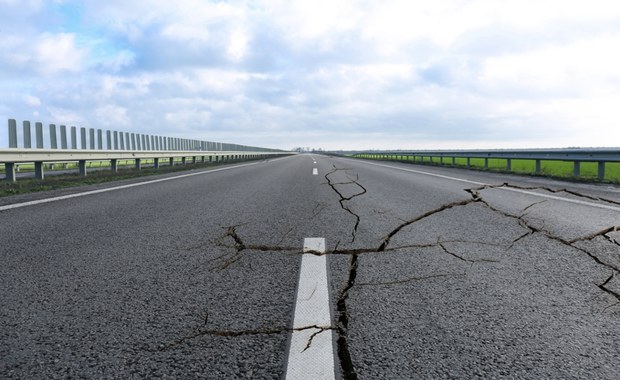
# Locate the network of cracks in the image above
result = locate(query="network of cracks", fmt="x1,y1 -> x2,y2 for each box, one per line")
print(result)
160,165 -> 620,379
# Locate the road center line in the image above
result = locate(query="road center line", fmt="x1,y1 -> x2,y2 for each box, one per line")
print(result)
352,159 -> 620,212
0,161 -> 264,212
285,238 -> 335,380
312,168 -> 318,175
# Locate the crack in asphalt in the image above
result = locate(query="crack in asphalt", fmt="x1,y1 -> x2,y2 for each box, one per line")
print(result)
324,166 -> 368,243
497,183 -> 620,206
205,226 -> 298,270
468,185 -> 620,304
438,242 -> 500,265
336,253 -> 359,380
568,226 -> 620,244
189,173 -> 619,377
302,327 -> 334,353
157,324 -> 335,352
377,199 -> 476,252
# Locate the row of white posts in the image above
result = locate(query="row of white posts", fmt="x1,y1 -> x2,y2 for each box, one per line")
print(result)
1,119 -> 287,182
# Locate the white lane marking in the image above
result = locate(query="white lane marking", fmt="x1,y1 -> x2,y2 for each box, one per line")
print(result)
0,161 -> 263,212
350,159 -> 620,212
312,168 -> 318,175
286,238 -> 335,380
356,160 -> 484,186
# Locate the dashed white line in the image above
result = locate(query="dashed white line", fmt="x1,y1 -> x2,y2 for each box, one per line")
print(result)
312,168 -> 318,175
285,238 -> 335,380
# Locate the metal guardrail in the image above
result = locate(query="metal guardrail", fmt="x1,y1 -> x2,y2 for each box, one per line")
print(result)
1,119 -> 291,182
353,149 -> 620,180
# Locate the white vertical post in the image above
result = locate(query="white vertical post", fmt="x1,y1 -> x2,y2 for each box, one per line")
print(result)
89,128 -> 95,149
71,127 -> 77,149
97,129 -> 103,150
22,120 -> 31,148
80,127 -> 87,149
35,122 -> 44,148
49,124 -> 57,149
8,119 -> 18,148
60,125 -> 67,149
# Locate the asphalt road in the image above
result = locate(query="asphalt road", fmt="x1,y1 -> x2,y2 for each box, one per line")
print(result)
1,154 -> 619,379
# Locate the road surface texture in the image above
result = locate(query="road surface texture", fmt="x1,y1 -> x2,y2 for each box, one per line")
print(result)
1,154 -> 619,379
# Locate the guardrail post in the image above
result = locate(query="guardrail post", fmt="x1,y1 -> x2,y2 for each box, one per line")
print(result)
209,156 -> 213,162
535,159 -> 541,174
89,128 -> 95,149
60,125 -> 67,149
169,157 -> 174,166
79,160 -> 87,176
466,157 -> 471,168
573,161 -> 580,177
135,158 -> 141,170
71,127 -> 77,149
154,158 -> 160,168
22,121 -> 31,148
182,157 -> 187,165
598,162 -> 605,180
192,156 -> 196,164
484,158 -> 489,169
49,124 -> 57,149
5,163 -> 16,182
506,159 -> 512,171
34,162 -> 44,179
35,122 -> 44,148
111,159 -> 118,173
80,128 -> 87,149
201,156 -> 205,163
451,156 -> 456,165
9,119 -> 18,148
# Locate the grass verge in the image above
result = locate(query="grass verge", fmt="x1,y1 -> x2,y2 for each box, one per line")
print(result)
355,156 -> 620,183
0,157 -> 266,197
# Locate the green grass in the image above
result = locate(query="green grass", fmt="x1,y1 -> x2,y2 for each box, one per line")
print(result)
0,156 -> 267,197
355,155 -> 620,183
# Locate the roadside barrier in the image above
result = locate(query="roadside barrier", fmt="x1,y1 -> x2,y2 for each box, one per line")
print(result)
1,119 -> 291,182
354,149 -> 620,181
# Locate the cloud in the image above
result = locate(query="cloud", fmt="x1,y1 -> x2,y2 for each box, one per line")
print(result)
35,32 -> 87,74
1,0 -> 620,150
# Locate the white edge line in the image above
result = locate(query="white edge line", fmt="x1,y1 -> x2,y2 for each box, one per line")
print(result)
346,158 -> 620,213
0,161 -> 262,212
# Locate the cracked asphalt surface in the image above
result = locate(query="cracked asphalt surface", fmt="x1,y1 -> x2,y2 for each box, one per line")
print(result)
1,154 -> 620,378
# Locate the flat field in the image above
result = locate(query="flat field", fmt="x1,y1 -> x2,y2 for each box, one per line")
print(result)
361,155 -> 620,183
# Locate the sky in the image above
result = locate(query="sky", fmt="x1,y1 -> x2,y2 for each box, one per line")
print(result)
1,0 -> 620,151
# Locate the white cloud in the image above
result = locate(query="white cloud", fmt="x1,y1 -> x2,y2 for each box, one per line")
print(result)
23,95 -> 41,107
35,33 -> 86,74
2,0 -> 620,149
94,105 -> 130,127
